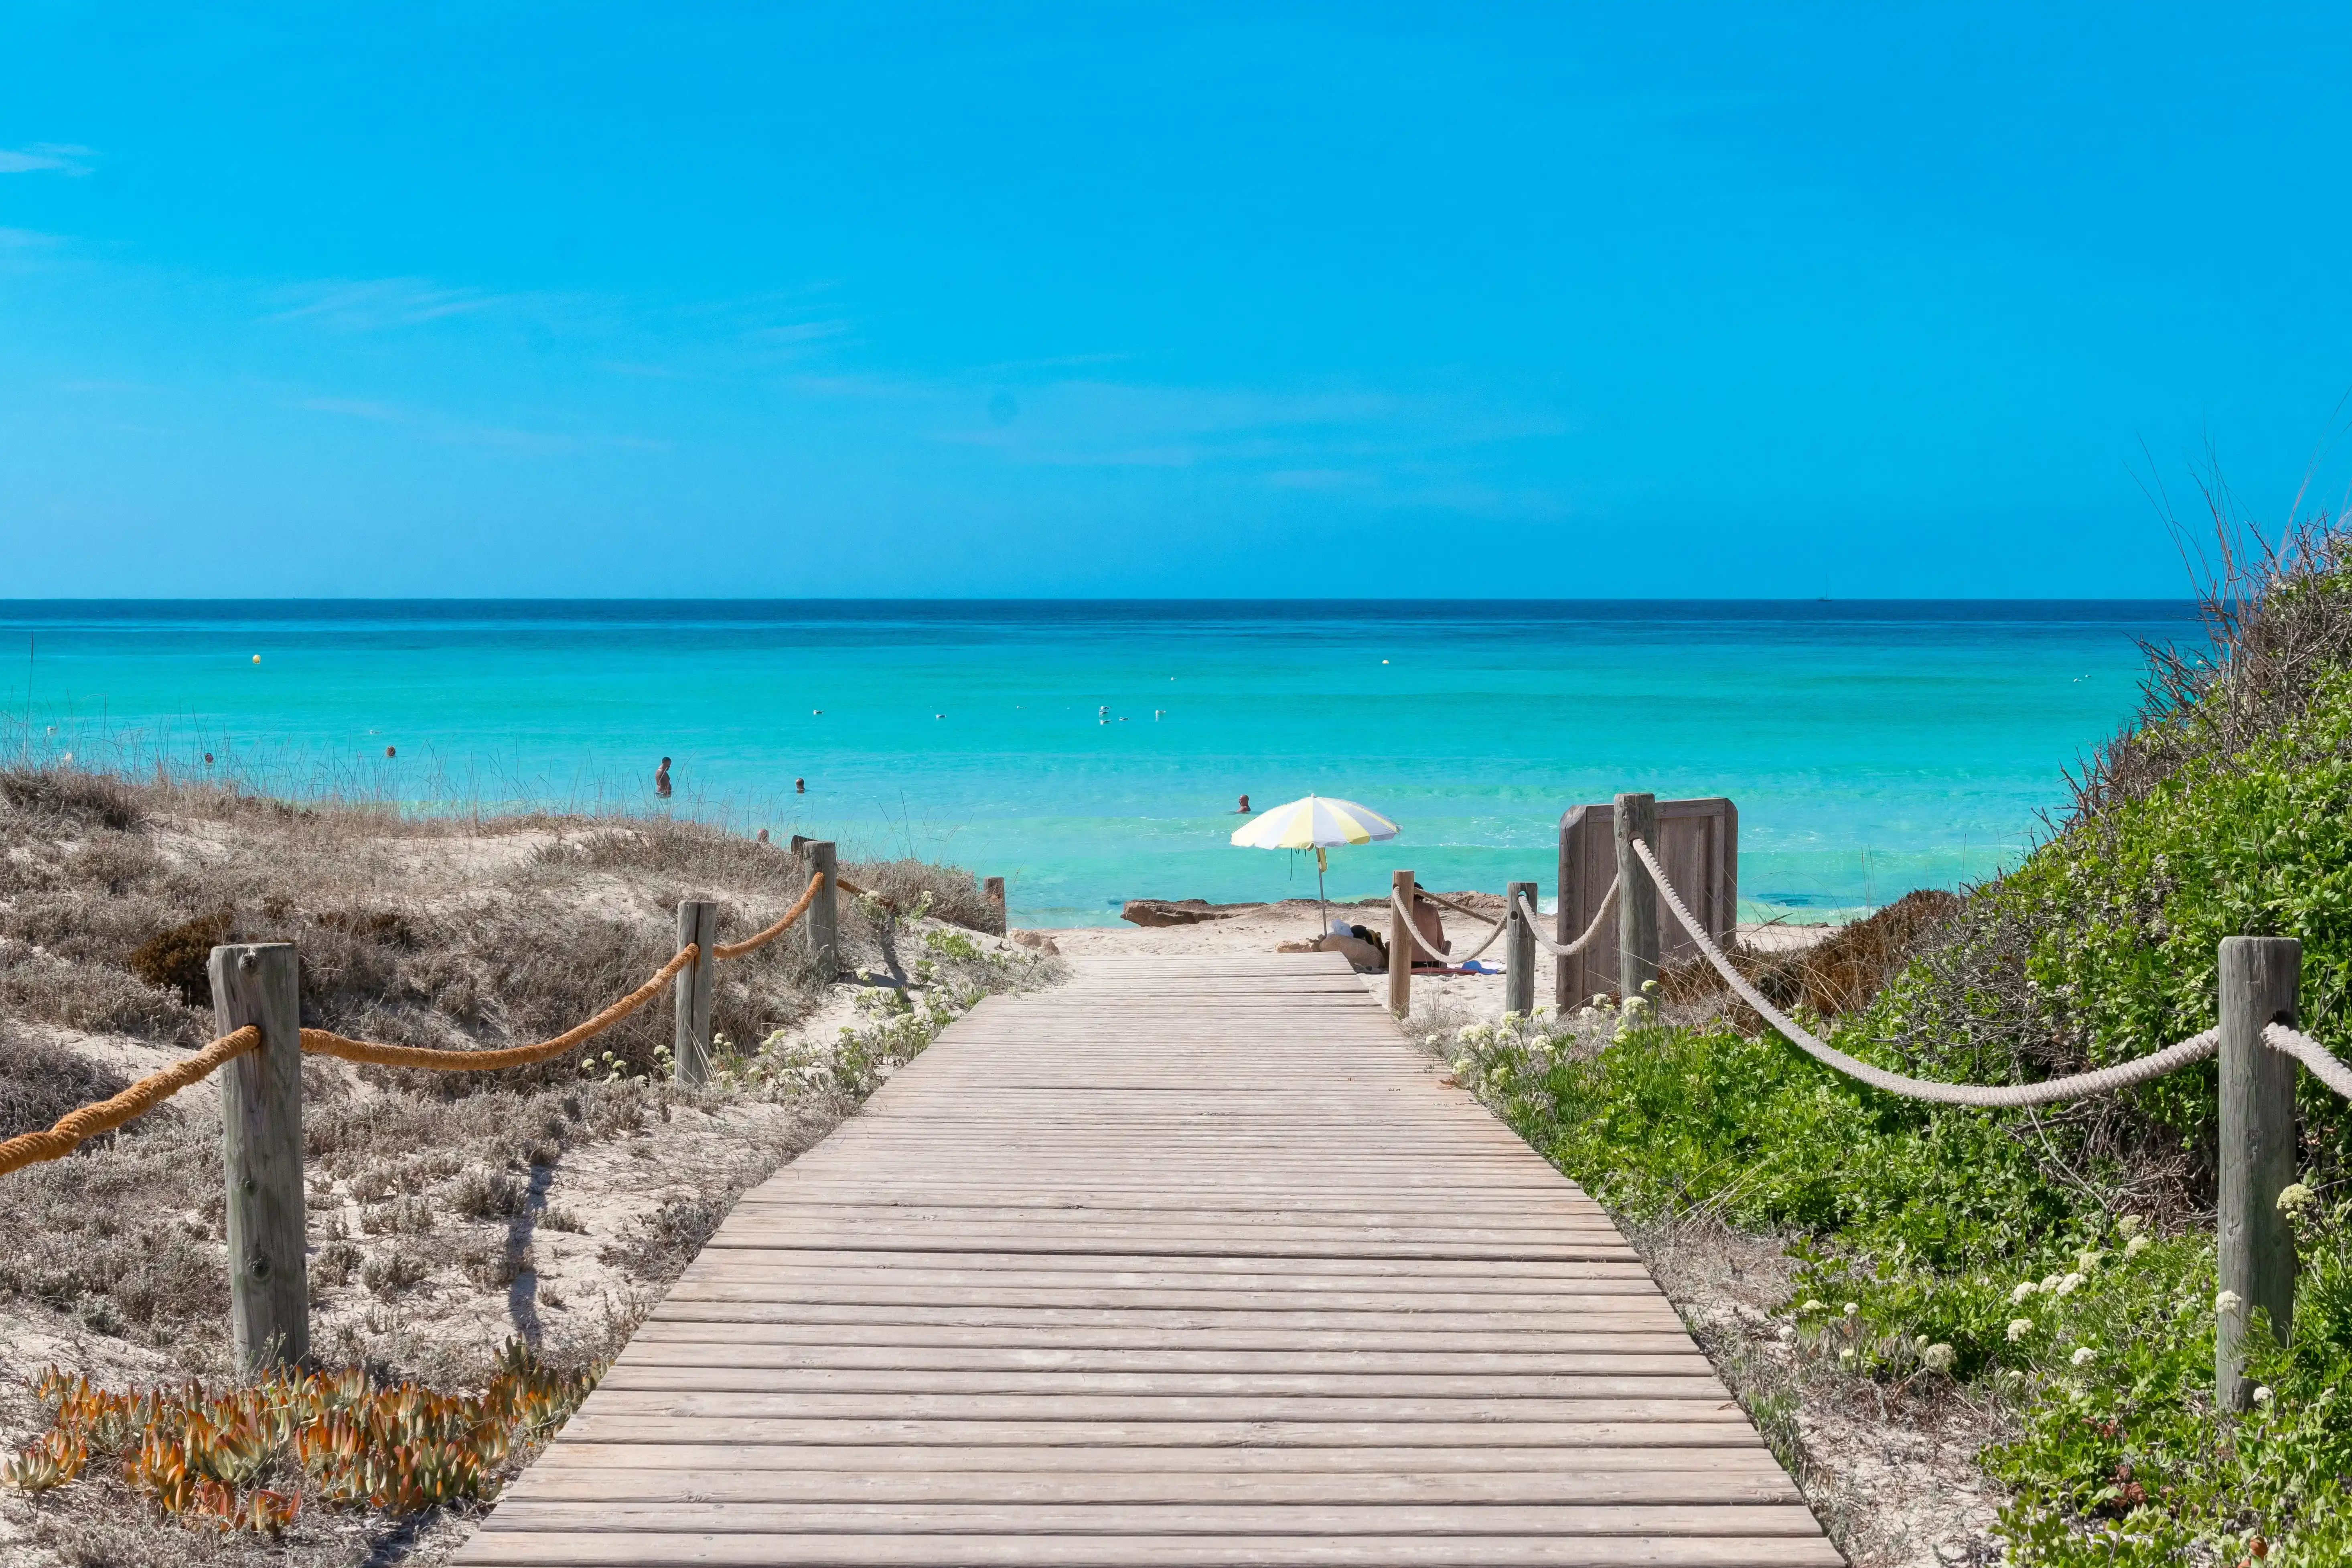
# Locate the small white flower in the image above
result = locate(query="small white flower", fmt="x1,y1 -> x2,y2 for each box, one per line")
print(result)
1843,1302 -> 1859,1318
2125,1235 -> 2150,1258
1799,1300 -> 1827,1314
2279,1183 -> 2317,1215
2040,1272 -> 2065,1292
1837,1347 -> 1856,1367
2076,1250 -> 2104,1273
2216,1290 -> 2244,1316
2007,1318 -> 2034,1342
2253,1385 -> 2273,1404
2054,1273 -> 2084,1298
2116,1215 -> 2145,1239
1922,1343 -> 1956,1373
2011,1281 -> 2040,1304
2070,1346 -> 2098,1367
1914,1335 -> 1931,1351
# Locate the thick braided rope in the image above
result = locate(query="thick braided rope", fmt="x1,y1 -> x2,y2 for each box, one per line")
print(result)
0,1025 -> 261,1176
1522,880 -> 1618,959
1390,893 -> 1509,965
2264,1022 -> 2352,1100
302,946 -> 697,1071
1630,837 -> 2220,1106
712,872 -> 824,960
1413,888 -> 1504,931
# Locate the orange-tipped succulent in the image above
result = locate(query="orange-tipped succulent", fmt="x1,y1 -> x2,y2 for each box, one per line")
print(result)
6,1338 -> 597,1535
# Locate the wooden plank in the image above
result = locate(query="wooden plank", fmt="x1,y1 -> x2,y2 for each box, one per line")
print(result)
476,1502 -> 1828,1536
614,1332 -> 1709,1357
460,1534 -> 1842,1566
550,1416 -> 1767,1448
590,1369 -> 1736,1399
498,1468 -> 1803,1505
646,1304 -> 1691,1331
508,1444 -> 1794,1478
453,953 -> 1829,1568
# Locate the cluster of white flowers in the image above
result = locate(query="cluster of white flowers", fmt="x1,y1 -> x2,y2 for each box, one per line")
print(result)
1438,1003 -> 1631,1095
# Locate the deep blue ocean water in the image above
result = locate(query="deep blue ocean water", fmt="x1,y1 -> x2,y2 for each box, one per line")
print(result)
0,600 -> 2202,926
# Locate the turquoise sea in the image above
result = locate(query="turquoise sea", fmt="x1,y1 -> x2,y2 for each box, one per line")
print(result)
0,601 -> 2201,927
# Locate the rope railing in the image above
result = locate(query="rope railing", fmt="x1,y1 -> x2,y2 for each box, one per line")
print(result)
711,872 -> 825,960
1375,794 -> 2338,1417
0,838 -> 993,1374
1628,835 -> 2352,1108
302,945 -> 700,1071
2263,1021 -> 2352,1100
8,870 -> 828,1174
1520,880 -> 1618,960
0,1025 -> 262,1176
305,870 -> 826,1069
1413,888 -> 1502,929
1389,891 -> 1509,965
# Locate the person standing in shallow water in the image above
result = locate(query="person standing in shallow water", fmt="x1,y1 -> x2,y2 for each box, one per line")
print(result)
655,757 -> 672,799
1236,794 -> 1251,813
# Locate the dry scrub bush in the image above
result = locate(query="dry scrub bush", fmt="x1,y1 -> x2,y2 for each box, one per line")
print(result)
0,1026 -> 130,1138
1658,890 -> 1964,1025
0,766 -> 921,1076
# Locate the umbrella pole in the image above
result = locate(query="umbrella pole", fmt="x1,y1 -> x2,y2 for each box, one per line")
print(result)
1318,862 -> 1328,933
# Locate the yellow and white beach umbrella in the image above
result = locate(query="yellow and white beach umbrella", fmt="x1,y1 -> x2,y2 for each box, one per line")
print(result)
1229,795 -> 1399,928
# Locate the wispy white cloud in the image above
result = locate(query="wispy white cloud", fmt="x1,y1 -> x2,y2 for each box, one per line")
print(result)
59,378 -> 168,396
785,369 -> 1579,515
753,319 -> 849,345
270,278 -> 508,332
0,143 -> 96,176
300,396 -> 404,421
292,393 -> 665,456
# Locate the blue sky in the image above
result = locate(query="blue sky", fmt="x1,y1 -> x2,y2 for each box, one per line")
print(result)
5,4 -> 2350,598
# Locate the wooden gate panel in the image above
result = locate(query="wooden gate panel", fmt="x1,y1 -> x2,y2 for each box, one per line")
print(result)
1555,799 -> 1737,1006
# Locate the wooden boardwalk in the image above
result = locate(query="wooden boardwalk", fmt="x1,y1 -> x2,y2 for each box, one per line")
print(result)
460,954 -> 1839,1567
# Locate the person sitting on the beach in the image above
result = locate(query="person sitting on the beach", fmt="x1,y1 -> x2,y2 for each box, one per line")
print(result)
655,757 -> 672,799
1409,892 -> 1450,970
1313,917 -> 1387,972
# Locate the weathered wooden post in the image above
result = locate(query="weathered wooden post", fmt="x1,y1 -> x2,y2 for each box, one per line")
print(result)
2218,935 -> 2299,1411
1504,880 -> 1538,1017
1614,792 -> 1659,1002
1387,869 -> 1414,1019
808,840 -> 841,981
984,876 -> 1006,934
208,942 -> 307,1375
673,900 -> 718,1087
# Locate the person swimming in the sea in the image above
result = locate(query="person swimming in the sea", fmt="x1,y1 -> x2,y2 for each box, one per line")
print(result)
1236,794 -> 1251,813
655,757 -> 672,799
